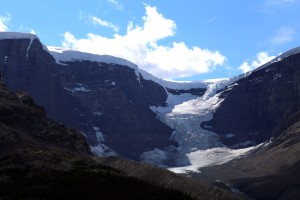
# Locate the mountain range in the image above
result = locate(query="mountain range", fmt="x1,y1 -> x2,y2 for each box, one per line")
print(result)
1,32 -> 300,199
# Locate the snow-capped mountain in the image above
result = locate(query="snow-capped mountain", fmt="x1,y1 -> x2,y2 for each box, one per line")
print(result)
1,32 -> 300,170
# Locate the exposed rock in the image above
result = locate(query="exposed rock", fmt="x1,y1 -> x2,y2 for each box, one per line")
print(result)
0,80 -> 91,169
0,77 -> 242,200
0,37 -> 177,161
198,111 -> 300,199
202,54 -> 300,147
96,156 -> 243,200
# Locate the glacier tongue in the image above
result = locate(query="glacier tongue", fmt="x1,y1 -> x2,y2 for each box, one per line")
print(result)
146,78 -> 255,169
149,80 -> 228,165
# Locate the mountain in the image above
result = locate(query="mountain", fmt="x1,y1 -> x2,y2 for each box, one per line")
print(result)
197,110 -> 300,199
202,48 -> 300,148
1,32 -> 300,169
0,75 -> 241,199
2,31 -> 300,199
0,32 -> 216,166
174,48 -> 300,199
0,77 -> 91,169
0,33 -> 177,163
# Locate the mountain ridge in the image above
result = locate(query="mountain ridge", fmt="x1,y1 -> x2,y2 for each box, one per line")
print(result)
0,73 -> 242,199
1,31 -> 300,169
2,31 -> 300,199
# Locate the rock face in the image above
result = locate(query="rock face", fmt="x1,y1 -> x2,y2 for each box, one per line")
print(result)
0,35 -> 177,161
0,78 -> 241,200
199,111 -> 300,200
0,79 -> 91,169
202,54 -> 300,147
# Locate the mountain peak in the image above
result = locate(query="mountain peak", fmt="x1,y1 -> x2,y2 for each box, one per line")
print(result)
0,32 -> 39,41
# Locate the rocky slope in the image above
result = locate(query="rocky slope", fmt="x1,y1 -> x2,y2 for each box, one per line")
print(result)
0,33 -> 182,162
2,32 -> 300,172
0,79 -> 92,169
202,51 -> 300,148
0,77 -> 242,200
2,31 -> 300,199
198,110 -> 300,199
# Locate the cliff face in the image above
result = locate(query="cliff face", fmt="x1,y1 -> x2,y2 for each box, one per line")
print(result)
0,37 -> 176,161
199,111 -> 300,200
0,78 -> 241,200
202,54 -> 300,147
0,79 -> 91,169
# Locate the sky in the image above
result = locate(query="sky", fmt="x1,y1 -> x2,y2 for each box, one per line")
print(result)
0,0 -> 300,81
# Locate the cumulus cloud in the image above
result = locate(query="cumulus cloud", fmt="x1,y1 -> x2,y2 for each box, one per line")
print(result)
91,16 -> 120,32
0,14 -> 10,31
238,52 -> 276,73
271,26 -> 295,46
62,6 -> 225,80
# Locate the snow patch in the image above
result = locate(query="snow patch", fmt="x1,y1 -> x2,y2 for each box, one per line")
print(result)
26,37 -> 34,59
47,46 -> 140,76
168,146 -> 254,173
90,144 -> 116,157
48,47 -> 214,91
0,32 -> 40,61
273,73 -> 282,80
93,111 -> 103,116
139,69 -> 210,90
64,86 -> 91,93
104,80 -> 116,86
93,127 -> 105,142
0,32 -> 39,40
4,56 -> 8,64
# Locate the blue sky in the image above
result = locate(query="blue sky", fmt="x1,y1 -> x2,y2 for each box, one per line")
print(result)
0,0 -> 300,81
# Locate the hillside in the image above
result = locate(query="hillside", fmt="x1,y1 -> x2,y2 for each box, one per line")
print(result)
0,76 -> 241,199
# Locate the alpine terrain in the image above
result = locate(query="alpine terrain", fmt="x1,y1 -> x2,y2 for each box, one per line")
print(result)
1,32 -> 300,199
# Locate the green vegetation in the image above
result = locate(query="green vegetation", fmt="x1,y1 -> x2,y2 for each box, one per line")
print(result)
0,163 -> 195,200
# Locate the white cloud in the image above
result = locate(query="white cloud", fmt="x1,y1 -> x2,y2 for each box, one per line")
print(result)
238,52 -> 276,73
62,6 -> 225,80
238,62 -> 252,73
91,16 -> 120,32
271,26 -> 295,46
0,14 -> 10,31
30,29 -> 36,34
107,0 -> 123,10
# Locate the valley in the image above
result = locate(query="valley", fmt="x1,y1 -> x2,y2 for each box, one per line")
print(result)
1,32 -> 300,199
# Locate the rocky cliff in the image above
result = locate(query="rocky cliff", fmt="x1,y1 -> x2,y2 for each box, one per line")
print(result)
198,110 -> 300,199
0,33 -> 179,162
0,78 -> 91,169
0,75 -> 242,200
2,32 -> 300,168
202,52 -> 300,147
